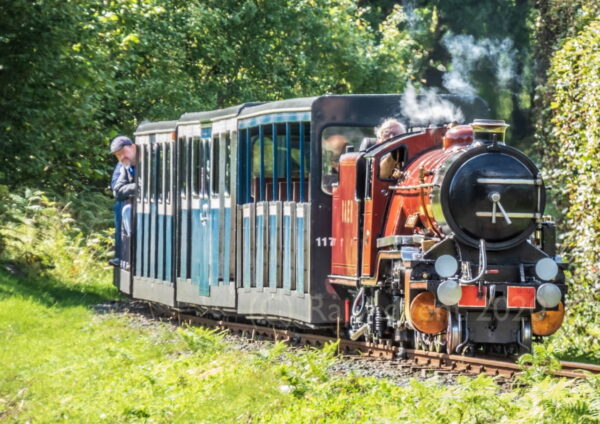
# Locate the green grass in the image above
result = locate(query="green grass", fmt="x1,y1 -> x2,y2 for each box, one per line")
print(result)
0,270 -> 287,423
1,269 -> 600,424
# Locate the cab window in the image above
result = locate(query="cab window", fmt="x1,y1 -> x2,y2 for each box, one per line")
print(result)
321,126 -> 374,195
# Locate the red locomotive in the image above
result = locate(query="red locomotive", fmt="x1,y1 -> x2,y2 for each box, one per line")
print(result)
329,120 -> 565,355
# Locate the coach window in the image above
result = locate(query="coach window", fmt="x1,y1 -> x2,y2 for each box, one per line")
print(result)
148,143 -> 154,202
211,134 -> 220,196
145,144 -> 150,202
272,123 -> 283,201
144,144 -> 152,203
265,124 -> 282,201
139,145 -> 144,202
244,127 -> 255,202
150,143 -> 158,203
250,126 -> 265,201
165,144 -> 171,204
157,143 -> 163,203
321,126 -> 374,195
192,136 -> 201,197
203,138 -> 211,198
298,122 -> 310,202
244,121 -> 311,203
224,132 -> 232,197
178,137 -> 188,198
281,122 -> 309,202
137,144 -> 144,203
240,128 -> 253,203
149,144 -> 154,202
251,125 -> 280,201
199,138 -> 206,197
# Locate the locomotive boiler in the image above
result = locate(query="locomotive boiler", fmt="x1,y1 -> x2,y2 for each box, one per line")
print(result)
329,120 -> 566,355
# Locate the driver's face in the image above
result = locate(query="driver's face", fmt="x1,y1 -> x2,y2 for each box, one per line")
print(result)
380,124 -> 403,141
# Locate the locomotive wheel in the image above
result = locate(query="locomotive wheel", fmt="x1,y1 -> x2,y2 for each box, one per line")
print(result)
409,291 -> 448,335
519,318 -> 532,353
445,312 -> 461,354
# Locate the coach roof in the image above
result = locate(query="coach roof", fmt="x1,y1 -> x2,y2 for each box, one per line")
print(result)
134,120 -> 178,136
238,97 -> 317,119
179,102 -> 263,125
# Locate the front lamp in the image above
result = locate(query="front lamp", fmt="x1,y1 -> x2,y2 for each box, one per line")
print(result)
535,257 -> 559,281
435,255 -> 458,278
437,280 -> 462,306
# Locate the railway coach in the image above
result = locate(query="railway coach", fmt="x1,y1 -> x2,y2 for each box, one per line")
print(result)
114,94 -> 490,327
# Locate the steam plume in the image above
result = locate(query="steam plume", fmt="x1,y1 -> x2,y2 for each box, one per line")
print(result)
401,84 -> 465,126
442,33 -> 517,96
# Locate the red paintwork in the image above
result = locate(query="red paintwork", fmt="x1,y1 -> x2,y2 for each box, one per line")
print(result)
361,128 -> 448,276
344,299 -> 350,323
458,285 -> 488,307
383,126 -> 474,239
507,286 -> 536,309
331,153 -> 362,277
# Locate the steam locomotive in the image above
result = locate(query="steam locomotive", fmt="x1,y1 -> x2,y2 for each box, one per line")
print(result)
114,94 -> 565,356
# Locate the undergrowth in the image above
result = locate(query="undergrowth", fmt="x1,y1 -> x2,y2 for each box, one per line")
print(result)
0,188 -> 113,286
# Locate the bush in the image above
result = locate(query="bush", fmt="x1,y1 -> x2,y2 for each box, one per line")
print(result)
537,15 -> 600,360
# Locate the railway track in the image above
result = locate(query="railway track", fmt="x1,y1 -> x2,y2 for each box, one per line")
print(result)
158,306 -> 600,381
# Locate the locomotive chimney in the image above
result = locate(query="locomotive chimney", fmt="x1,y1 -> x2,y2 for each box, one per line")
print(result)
471,119 -> 509,144
443,124 -> 473,149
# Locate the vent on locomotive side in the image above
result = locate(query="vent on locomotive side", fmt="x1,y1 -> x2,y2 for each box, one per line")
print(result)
471,119 -> 509,144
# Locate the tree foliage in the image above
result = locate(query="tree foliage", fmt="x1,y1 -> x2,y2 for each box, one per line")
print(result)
0,0 -> 432,192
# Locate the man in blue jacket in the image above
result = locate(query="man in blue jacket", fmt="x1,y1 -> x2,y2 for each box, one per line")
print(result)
109,136 -> 137,267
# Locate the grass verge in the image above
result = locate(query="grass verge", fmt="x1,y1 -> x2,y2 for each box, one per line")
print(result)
2,269 -> 600,423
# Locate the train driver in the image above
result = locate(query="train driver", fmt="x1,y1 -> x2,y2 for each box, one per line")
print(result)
375,118 -> 406,179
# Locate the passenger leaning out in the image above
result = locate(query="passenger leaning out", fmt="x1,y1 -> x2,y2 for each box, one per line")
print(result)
110,136 -> 137,239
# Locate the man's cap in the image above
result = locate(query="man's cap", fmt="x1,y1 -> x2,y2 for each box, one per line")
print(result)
110,136 -> 133,153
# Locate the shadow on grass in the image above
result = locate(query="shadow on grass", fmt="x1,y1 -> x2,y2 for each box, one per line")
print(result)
0,264 -> 121,309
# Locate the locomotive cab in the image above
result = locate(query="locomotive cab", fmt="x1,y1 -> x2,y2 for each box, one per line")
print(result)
330,127 -> 446,280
